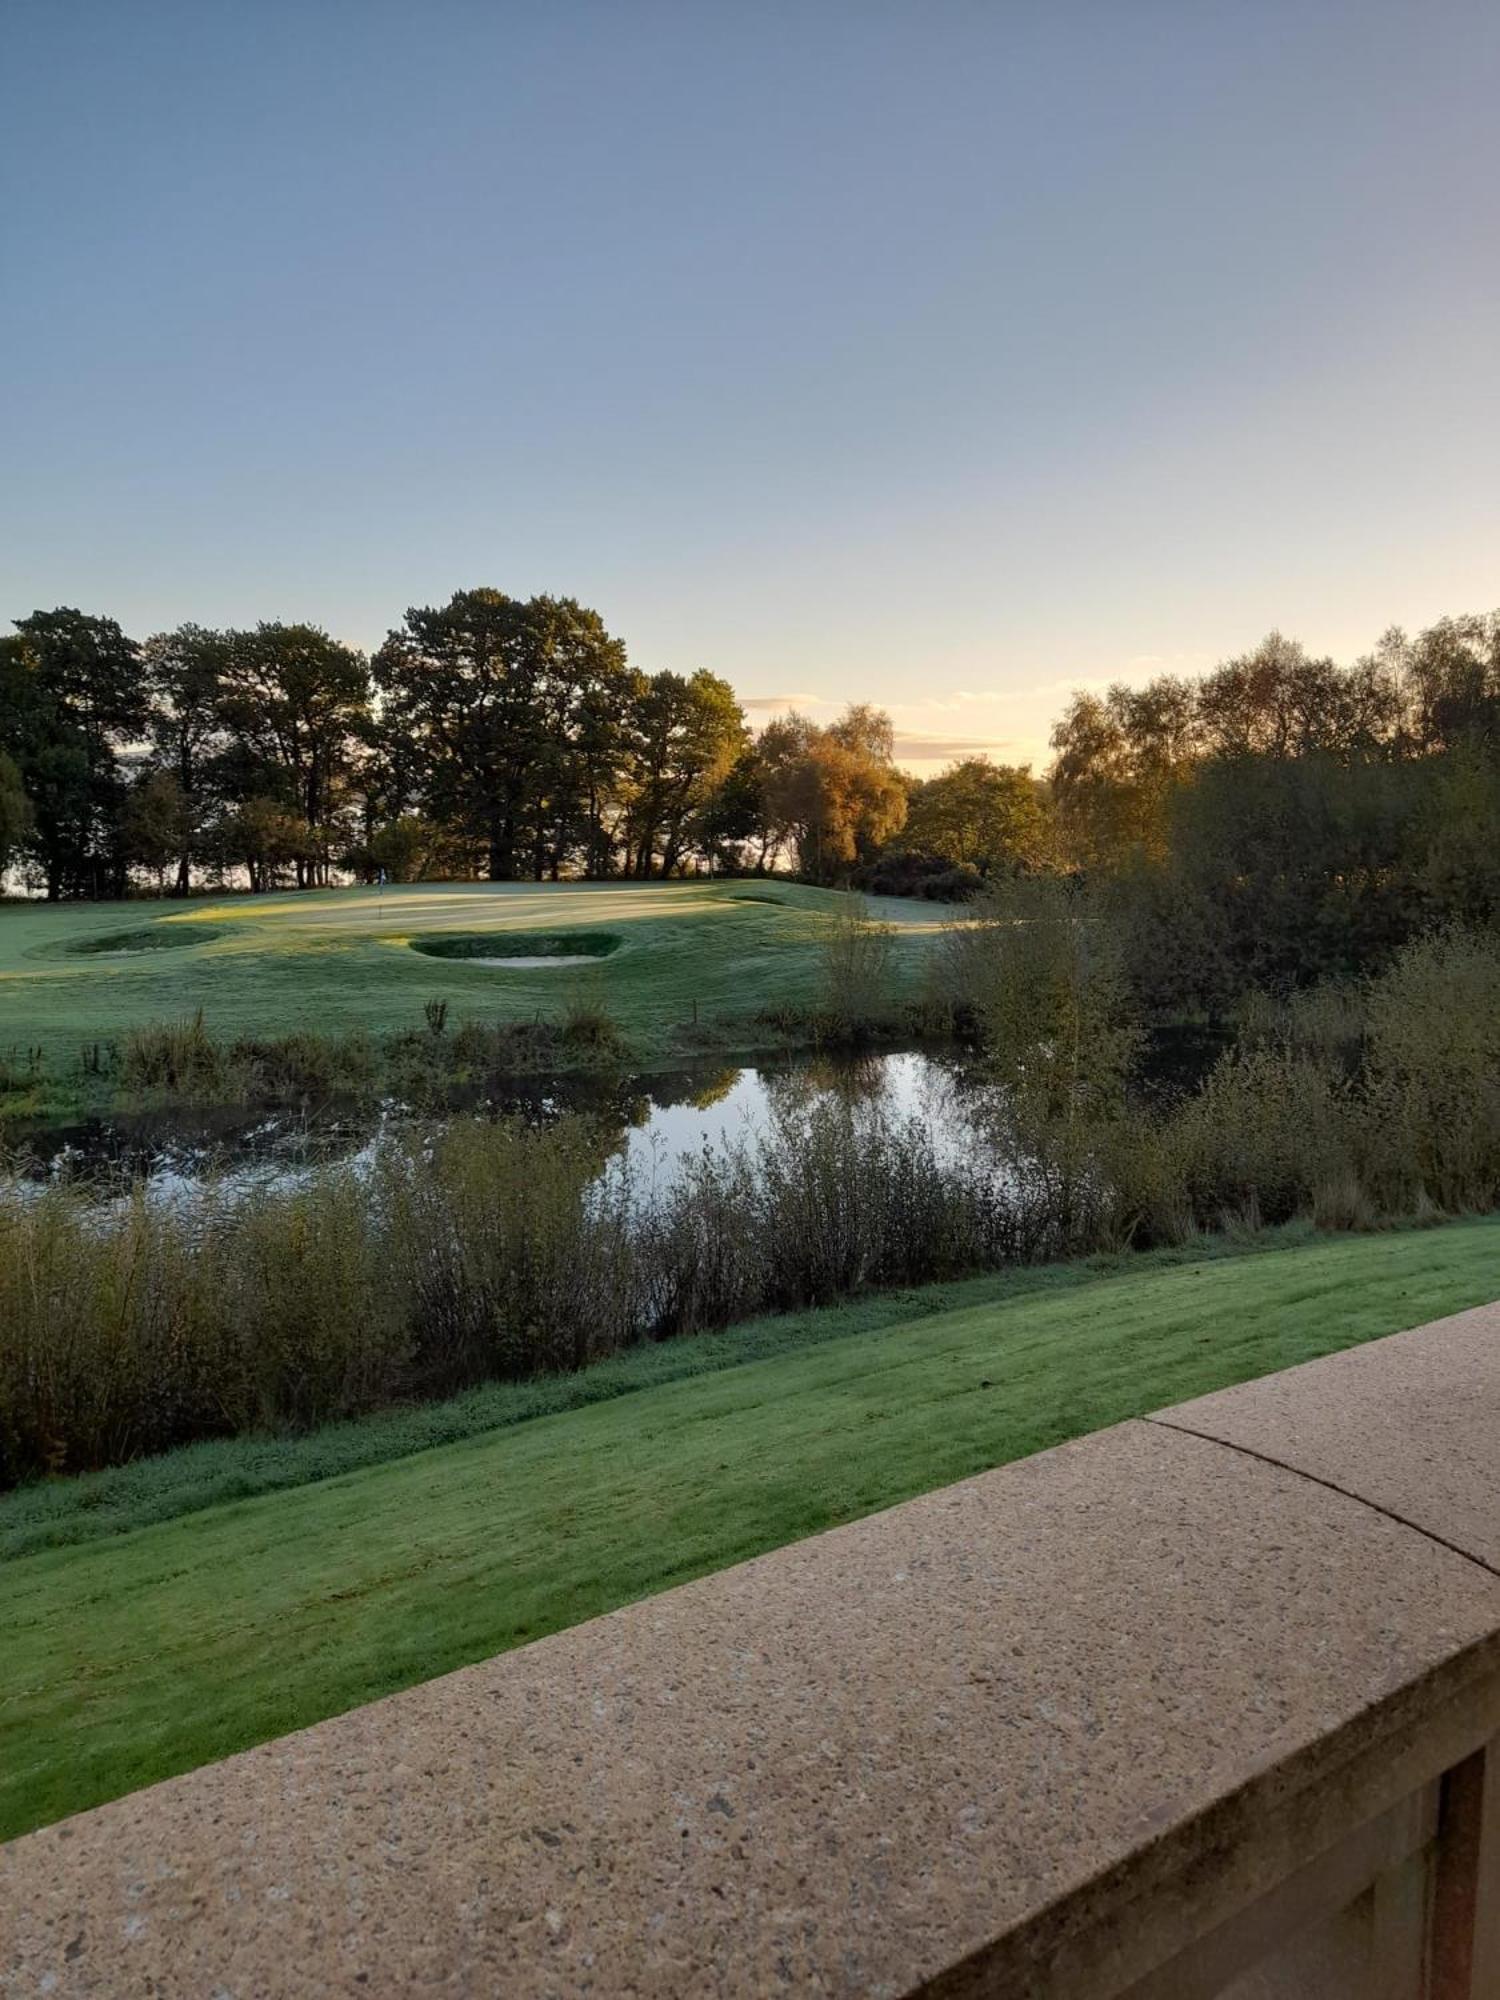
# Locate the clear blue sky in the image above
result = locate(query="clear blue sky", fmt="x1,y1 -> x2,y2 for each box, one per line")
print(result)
5,1 -> 1497,765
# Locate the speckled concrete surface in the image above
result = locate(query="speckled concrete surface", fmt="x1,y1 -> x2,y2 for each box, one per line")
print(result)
1159,1301 -> 1500,1572
4,1411 -> 1500,1999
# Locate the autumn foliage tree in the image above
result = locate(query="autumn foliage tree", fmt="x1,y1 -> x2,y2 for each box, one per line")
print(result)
900,758 -> 1052,876
1049,616 -> 1500,1013
759,705 -> 908,883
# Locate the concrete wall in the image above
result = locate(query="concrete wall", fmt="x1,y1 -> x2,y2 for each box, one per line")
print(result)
4,1302 -> 1500,1997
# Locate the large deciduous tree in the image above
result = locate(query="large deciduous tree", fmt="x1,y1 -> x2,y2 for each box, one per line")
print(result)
1048,676 -> 1196,870
623,670 -> 747,877
122,769 -> 191,894
139,624 -> 233,893
760,705 -> 907,884
0,750 -> 32,880
4,609 -> 145,898
901,758 -> 1052,875
1384,614 -> 1500,752
217,623 -> 371,887
374,590 -> 634,881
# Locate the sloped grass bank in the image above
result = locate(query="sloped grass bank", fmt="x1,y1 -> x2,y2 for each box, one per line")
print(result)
63,923 -> 226,957
3,1217 -> 1497,1843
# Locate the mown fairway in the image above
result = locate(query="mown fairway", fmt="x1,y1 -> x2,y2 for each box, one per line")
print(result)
3,1218 -> 1498,1843
0,880 -> 944,1064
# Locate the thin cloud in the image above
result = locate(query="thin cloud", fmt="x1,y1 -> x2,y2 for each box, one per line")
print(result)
745,689 -> 1020,721
892,730 -> 1018,763
894,689 -> 1012,712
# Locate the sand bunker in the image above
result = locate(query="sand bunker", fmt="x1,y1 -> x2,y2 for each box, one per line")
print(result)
463,954 -> 601,969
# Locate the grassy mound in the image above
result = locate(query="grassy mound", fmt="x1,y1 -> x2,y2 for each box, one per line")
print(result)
409,929 -> 621,961
65,923 -> 224,956
3,1216 -> 1496,1841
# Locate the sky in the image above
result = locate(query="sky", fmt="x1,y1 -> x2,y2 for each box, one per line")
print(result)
4,1 -> 1498,770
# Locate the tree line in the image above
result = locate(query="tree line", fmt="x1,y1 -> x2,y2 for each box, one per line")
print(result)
1042,616 -> 1500,1010
4,589 -> 1499,1012
0,590 -> 940,898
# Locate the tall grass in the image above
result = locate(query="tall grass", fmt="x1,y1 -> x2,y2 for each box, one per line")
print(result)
101,1002 -> 625,1112
821,895 -> 899,1039
0,1175 -> 405,1478
0,1100 -> 1039,1487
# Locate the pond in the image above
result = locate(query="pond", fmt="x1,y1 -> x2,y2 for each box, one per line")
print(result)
1,1025 -> 1227,1214
3,1048 -> 997,1210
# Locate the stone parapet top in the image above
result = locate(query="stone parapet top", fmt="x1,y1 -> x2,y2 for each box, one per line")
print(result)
1156,1300 -> 1500,1573
3,1303 -> 1500,1997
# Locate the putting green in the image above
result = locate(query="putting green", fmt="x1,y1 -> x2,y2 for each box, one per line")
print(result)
0,881 -> 944,1061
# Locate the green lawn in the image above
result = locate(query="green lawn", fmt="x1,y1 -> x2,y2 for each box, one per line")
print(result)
0,880 -> 943,1069
3,1218 -> 1498,1843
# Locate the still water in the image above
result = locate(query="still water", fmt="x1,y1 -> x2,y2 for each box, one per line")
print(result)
5,1049 -> 992,1209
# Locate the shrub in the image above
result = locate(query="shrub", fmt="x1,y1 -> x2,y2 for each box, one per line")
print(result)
1155,1045 -> 1358,1228
561,985 -> 623,1050
821,895 -> 898,1039
946,877 -> 1143,1135
374,1119 -> 636,1388
224,1029 -> 379,1100
851,851 -> 983,901
0,1047 -> 45,1095
1359,926 -> 1500,1211
119,1013 -> 226,1095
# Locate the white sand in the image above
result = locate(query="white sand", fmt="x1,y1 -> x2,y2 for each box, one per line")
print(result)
464,954 -> 600,968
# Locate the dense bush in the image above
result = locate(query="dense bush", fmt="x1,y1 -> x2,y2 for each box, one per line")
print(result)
1145,1046 -> 1357,1229
1360,926 -> 1500,1211
849,850 -> 983,901
956,916 -> 1500,1251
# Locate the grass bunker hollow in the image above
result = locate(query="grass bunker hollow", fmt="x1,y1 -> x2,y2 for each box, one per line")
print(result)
408,931 -> 622,969
65,924 -> 226,958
